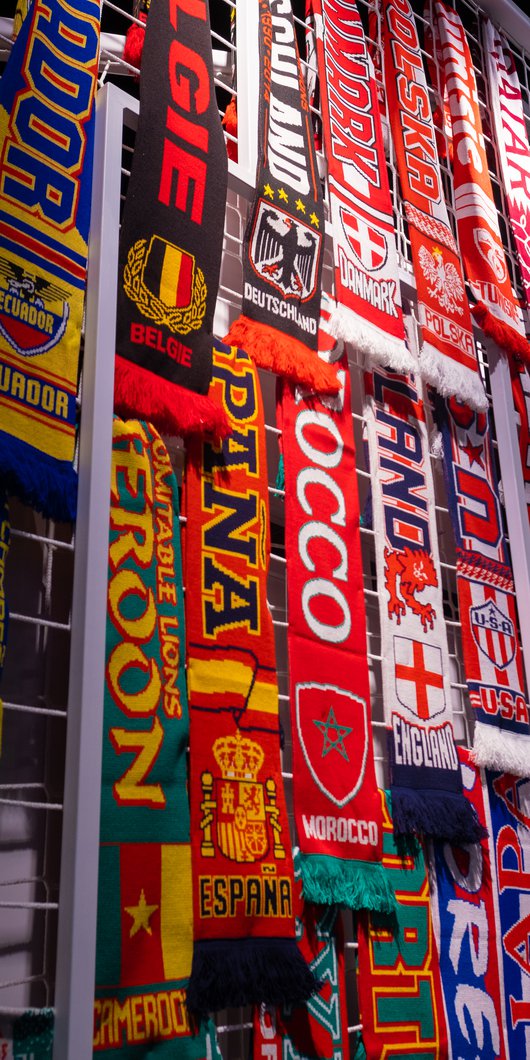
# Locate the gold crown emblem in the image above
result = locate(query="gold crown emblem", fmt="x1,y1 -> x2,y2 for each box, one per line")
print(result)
213,731 -> 264,782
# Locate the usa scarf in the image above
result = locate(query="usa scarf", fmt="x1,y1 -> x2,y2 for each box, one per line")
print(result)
0,493 -> 8,754
225,0 -> 339,397
381,0 -> 487,412
0,0 -> 100,521
184,341 -> 317,1017
364,366 -> 483,843
114,0 -> 230,440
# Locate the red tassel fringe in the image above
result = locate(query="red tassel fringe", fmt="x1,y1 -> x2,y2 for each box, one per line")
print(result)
224,315 -> 340,395
471,302 -> 530,367
114,355 -> 230,440
123,21 -> 146,69
222,97 -> 238,162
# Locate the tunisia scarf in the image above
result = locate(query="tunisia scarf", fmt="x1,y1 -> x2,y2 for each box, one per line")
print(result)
225,0 -> 339,397
356,790 -> 449,1059
431,1 -> 530,366
0,493 -> 8,754
364,366 -> 483,843
380,0 -> 487,412
0,0 -> 100,521
184,341 -> 317,1018
114,0 -> 230,440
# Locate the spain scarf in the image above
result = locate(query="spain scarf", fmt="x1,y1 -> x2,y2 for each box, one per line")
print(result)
381,0 -> 487,412
114,0 -> 230,440
225,0 -> 339,397
184,341 -> 317,1017
0,492 -> 9,754
0,0 -> 100,521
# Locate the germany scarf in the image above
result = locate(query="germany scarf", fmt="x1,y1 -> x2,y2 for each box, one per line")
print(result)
184,341 -> 317,1017
114,0 -> 230,440
0,492 -> 8,754
0,0 -> 100,521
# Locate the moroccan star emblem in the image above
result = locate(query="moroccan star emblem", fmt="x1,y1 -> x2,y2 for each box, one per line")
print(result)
462,434 -> 484,468
278,187 -> 289,202
264,182 -> 274,199
295,197 -> 306,213
124,889 -> 158,938
313,706 -> 353,761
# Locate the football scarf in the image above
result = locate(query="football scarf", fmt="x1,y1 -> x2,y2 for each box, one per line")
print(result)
95,418 -> 217,1059
435,394 -> 530,776
0,493 -> 9,754
12,1010 -> 54,1060
429,747 -> 509,1060
114,0 -> 230,441
225,0 -> 339,397
356,790 -> 449,1059
123,0 -> 150,69
184,341 -> 317,1017
510,361 -> 530,521
363,367 -> 483,843
431,1 -> 530,366
0,0 -> 100,521
381,0 -> 487,413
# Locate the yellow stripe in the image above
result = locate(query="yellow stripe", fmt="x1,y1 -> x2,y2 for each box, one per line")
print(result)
188,657 -> 278,715
0,399 -> 74,461
159,244 -> 182,306
160,844 -> 193,981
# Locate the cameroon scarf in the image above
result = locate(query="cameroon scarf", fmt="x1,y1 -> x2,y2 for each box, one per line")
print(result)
356,790 -> 449,1059
0,0 -> 100,521
184,341 -> 317,1017
225,0 -> 339,397
363,367 -> 483,843
435,394 -> 530,775
381,0 -> 487,412
114,0 -> 229,440
95,419 -> 218,1058
429,747 -> 509,1060
0,492 -> 9,754
431,1 -> 530,365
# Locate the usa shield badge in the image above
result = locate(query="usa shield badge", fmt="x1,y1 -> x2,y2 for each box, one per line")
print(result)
295,682 -> 368,807
470,600 -> 516,669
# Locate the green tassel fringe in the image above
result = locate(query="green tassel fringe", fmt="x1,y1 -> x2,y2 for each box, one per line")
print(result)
275,452 -> 285,493
300,853 -> 396,914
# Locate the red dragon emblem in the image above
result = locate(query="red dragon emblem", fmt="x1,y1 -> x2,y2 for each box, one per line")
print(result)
384,546 -> 438,632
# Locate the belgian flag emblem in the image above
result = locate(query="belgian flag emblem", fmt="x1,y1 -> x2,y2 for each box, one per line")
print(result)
123,236 -> 207,335
143,236 -> 194,310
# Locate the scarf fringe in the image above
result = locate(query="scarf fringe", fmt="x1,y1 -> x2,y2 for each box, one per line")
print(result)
224,315 -> 340,395
114,354 -> 230,439
330,302 -> 415,375
419,340 -> 489,411
123,22 -> 145,69
391,785 -> 487,843
471,301 -> 530,366
0,430 -> 77,522
299,853 -> 396,913
471,721 -> 530,777
222,97 -> 238,162
186,937 -> 320,1018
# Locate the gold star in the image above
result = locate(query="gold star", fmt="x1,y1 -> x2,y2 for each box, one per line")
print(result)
295,198 -> 306,213
125,889 -> 158,938
310,212 -> 320,227
264,183 -> 274,199
278,187 -> 289,202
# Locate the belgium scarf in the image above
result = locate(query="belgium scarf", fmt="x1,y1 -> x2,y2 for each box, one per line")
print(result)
114,0 -> 230,440
364,366 -> 483,843
95,419 -> 218,1058
0,0 -> 100,521
184,341 -> 317,1017
225,0 -> 339,397
0,492 -> 9,754
381,0 -> 487,412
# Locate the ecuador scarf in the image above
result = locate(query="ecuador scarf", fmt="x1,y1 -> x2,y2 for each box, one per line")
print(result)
364,366 -> 483,843
0,0 -> 100,521
279,296 -> 394,911
95,418 -> 217,1058
0,493 -> 9,754
356,790 -> 449,1059
429,747 -> 509,1060
431,1 -> 530,365
225,0 -> 339,397
381,0 -> 487,412
184,341 -> 317,1017
435,394 -> 530,775
114,0 -> 229,440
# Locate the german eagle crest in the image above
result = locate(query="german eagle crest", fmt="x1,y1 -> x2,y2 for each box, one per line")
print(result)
249,200 -> 321,300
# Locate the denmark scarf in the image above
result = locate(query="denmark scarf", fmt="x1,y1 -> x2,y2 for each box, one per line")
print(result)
114,0 -> 229,440
184,341 -> 317,1017
225,0 -> 339,397
0,492 -> 9,754
0,0 -> 100,521
381,0 -> 487,412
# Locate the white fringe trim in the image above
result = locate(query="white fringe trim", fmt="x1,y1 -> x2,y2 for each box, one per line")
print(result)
330,303 -> 416,374
419,341 -> 489,412
471,722 -> 530,778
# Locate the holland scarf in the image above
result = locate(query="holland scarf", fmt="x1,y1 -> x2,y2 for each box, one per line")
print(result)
225,0 -> 339,397
363,366 -> 483,843
0,493 -> 8,755
184,341 -> 317,1017
381,0 -> 487,412
114,0 -> 230,440
0,0 -> 100,521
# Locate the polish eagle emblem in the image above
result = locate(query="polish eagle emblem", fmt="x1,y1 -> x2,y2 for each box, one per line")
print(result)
474,227 -> 507,283
249,201 -> 320,300
419,244 -> 464,315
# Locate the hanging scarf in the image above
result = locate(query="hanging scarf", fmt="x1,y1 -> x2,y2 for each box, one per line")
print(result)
431,1 -> 530,366
184,341 -> 317,1017
363,366 -> 483,843
0,0 -> 100,521
435,394 -> 530,775
123,0 -> 150,69
510,361 -> 530,521
12,1010 -> 54,1060
380,0 -> 487,412
114,0 -> 230,441
94,419 -> 218,1058
0,492 -> 9,755
308,0 -> 414,376
356,790 -> 449,1059
225,0 -> 339,397
12,0 -> 31,39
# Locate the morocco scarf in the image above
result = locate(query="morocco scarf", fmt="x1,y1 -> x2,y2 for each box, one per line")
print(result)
114,0 -> 230,440
364,366 -> 483,843
225,0 -> 339,397
0,493 -> 8,754
95,419 -> 218,1058
184,341 -> 317,1017
431,1 -> 530,366
0,0 -> 100,521
381,0 -> 487,412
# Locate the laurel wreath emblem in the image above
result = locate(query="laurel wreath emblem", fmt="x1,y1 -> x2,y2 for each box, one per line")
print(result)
123,238 -> 207,334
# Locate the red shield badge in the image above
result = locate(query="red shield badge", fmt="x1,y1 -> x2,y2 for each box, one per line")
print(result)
295,682 -> 368,807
